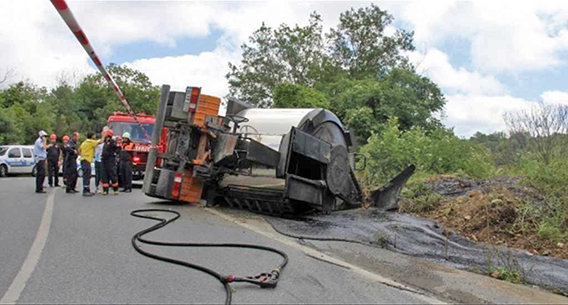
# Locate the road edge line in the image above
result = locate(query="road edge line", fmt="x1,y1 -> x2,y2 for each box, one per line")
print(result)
0,189 -> 56,304
204,208 -> 445,304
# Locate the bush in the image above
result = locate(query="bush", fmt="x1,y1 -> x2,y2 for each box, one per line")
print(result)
518,156 -> 568,243
400,181 -> 442,213
360,117 -> 496,188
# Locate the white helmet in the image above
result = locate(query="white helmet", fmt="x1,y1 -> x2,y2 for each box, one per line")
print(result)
38,130 -> 48,137
122,132 -> 131,139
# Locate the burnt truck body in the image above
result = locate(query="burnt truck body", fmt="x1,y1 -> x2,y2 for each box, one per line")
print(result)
143,85 -> 414,215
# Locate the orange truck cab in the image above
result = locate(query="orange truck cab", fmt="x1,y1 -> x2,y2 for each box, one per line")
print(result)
106,112 -> 155,180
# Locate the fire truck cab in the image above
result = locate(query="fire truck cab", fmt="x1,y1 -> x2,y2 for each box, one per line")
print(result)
107,112 -> 155,180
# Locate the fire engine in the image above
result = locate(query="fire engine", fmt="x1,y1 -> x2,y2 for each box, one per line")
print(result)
107,112 -> 155,180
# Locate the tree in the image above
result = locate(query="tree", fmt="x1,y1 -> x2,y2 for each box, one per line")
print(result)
0,65 -> 159,145
0,110 -> 17,144
0,68 -> 14,85
73,64 -> 160,132
327,4 -> 415,79
0,81 -> 53,144
226,5 -> 417,108
273,83 -> 330,109
0,81 -> 47,108
504,103 -> 568,164
330,69 -> 446,143
227,13 -> 325,107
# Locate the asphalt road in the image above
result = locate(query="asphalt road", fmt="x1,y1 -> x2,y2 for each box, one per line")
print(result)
2,176 -> 566,304
0,177 -> 431,304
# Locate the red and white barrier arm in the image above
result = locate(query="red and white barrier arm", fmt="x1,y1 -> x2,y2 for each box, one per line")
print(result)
49,0 -> 133,113
49,0 -> 153,142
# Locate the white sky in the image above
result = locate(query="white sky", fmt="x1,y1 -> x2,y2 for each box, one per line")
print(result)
1,0 -> 568,138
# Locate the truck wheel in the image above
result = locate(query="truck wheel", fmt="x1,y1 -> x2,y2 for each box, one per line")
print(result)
31,165 -> 37,177
0,165 -> 7,177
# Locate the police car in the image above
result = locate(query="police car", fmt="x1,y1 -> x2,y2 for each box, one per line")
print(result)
0,145 -> 36,177
76,157 -> 96,178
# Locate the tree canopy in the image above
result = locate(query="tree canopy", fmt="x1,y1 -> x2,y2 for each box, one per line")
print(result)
0,64 -> 159,145
226,4 -> 445,143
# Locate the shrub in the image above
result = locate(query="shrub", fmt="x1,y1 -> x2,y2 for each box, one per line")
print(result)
516,156 -> 568,243
400,181 -> 442,213
360,117 -> 496,189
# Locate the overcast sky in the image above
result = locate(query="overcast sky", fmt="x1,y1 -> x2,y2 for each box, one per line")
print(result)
2,1 -> 568,137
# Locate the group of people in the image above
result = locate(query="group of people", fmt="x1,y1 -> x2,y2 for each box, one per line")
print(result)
33,129 -> 136,196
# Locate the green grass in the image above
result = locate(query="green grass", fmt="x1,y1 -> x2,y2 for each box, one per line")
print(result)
489,267 -> 522,284
399,180 -> 442,213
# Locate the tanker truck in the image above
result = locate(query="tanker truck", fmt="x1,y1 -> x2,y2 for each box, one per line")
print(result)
142,85 -> 414,215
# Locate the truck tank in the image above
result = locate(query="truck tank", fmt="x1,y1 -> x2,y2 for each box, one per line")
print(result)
143,86 -> 414,216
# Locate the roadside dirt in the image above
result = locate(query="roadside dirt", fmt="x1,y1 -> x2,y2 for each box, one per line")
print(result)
402,175 -> 567,260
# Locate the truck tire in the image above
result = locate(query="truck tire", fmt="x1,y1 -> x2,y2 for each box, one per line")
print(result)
0,164 -> 7,177
31,165 -> 37,177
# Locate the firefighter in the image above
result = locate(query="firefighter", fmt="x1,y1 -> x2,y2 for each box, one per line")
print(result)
64,132 -> 80,194
101,129 -> 121,195
61,135 -> 70,188
46,134 -> 62,187
119,132 -> 135,193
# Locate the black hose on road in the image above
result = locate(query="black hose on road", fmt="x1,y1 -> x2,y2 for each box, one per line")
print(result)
130,209 -> 288,305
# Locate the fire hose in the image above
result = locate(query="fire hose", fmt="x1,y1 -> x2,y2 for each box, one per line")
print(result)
131,209 -> 289,305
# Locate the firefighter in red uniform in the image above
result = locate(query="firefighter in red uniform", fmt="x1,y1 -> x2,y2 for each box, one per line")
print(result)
100,130 -> 121,195
119,132 -> 135,193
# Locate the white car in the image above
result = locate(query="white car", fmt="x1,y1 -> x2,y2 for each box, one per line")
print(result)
0,145 -> 36,177
76,157 -> 96,178
55,157 -> 96,177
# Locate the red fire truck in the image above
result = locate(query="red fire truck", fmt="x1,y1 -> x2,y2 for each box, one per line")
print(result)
106,112 -> 155,180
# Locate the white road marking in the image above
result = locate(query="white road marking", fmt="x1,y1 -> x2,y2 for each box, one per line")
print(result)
0,189 -> 56,304
0,177 -> 33,181
205,208 -> 445,304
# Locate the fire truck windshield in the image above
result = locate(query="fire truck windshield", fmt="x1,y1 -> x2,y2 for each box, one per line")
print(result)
108,122 -> 154,143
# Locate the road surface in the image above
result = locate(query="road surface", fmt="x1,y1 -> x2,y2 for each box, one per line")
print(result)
0,176 -> 566,304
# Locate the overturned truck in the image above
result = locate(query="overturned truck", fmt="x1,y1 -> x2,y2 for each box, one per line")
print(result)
143,85 -> 414,215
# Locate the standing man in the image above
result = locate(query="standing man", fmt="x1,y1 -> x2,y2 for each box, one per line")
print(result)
46,134 -> 62,187
94,133 -> 104,194
64,132 -> 80,194
119,132 -> 135,193
79,132 -> 100,197
61,135 -> 70,188
33,130 -> 50,193
101,130 -> 121,195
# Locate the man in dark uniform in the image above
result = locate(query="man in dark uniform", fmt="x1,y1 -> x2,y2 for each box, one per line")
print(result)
119,132 -> 135,193
47,134 -> 62,187
61,135 -> 69,188
101,129 -> 121,195
64,132 -> 80,194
